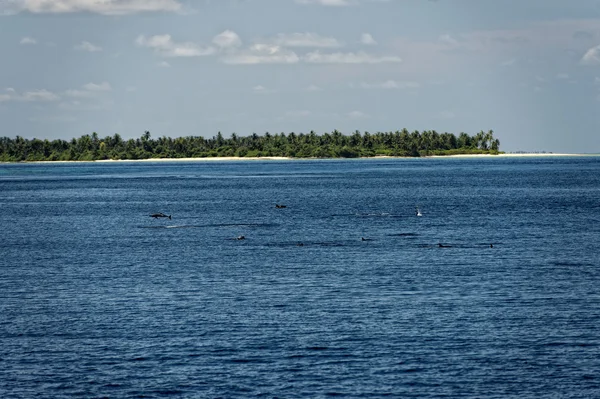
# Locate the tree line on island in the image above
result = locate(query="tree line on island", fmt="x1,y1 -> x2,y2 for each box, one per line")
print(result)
0,129 -> 501,162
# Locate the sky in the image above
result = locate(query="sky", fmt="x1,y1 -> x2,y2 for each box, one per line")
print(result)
1,0 -> 600,153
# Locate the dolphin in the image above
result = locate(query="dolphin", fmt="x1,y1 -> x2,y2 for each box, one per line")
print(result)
275,204 -> 287,208
150,213 -> 172,220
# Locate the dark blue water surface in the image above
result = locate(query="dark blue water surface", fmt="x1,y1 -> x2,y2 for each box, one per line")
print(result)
1,157 -> 599,398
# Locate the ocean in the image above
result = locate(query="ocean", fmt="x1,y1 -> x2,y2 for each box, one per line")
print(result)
1,157 -> 599,398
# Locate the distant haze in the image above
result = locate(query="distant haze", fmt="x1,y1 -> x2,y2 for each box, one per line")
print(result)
1,0 -> 600,153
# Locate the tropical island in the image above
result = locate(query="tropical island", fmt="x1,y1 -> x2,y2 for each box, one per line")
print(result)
0,129 -> 501,162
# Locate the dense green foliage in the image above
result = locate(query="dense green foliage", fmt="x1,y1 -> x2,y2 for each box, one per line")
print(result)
0,129 -> 501,162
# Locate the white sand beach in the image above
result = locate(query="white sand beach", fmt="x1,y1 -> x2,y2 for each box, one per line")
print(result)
8,153 -> 596,164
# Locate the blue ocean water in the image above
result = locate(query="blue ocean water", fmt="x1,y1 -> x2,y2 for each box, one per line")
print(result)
1,157 -> 599,398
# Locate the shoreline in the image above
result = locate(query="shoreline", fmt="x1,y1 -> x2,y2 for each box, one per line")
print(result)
1,153 -> 595,164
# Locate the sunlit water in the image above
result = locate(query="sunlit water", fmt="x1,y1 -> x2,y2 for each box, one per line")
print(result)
1,157 -> 599,398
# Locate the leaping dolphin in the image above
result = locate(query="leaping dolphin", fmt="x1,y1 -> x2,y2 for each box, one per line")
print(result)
150,213 -> 172,220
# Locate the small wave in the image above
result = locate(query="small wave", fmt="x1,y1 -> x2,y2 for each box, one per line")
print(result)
140,222 -> 279,230
141,225 -> 200,229
307,346 -> 329,351
262,241 -> 345,248
541,341 -> 598,348
355,212 -> 400,218
230,358 -> 264,363
212,223 -> 279,228
152,389 -> 185,395
550,261 -> 594,267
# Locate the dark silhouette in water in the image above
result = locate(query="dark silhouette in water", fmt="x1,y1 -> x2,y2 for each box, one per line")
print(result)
150,213 -> 171,220
237,235 -> 245,240
490,244 -> 494,248
275,204 -> 287,209
297,242 -> 304,247
438,243 -> 451,248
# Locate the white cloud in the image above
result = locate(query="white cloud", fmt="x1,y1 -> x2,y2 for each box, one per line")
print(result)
20,36 -> 37,45
6,88 -> 16,92
360,33 -> 376,45
581,45 -> 600,65
158,61 -> 171,67
295,0 -> 352,5
304,51 -> 401,64
0,94 -> 11,102
136,34 -> 215,57
74,41 -> 102,52
221,44 -> 299,65
358,80 -> 419,89
305,84 -> 323,92
594,77 -> 600,85
213,30 -> 242,49
272,32 -> 341,48
3,0 -> 182,15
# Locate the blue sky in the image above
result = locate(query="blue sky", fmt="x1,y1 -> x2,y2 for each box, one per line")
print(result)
1,0 -> 600,153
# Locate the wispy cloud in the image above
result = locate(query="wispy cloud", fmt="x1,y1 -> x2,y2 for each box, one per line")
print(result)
304,51 -> 401,64
74,41 -> 102,52
438,110 -> 455,119
285,110 -> 312,118
501,58 -> 516,67
360,33 -> 376,45
347,110 -> 369,118
253,85 -> 277,94
295,0 -> 353,6
221,44 -> 299,65
357,80 -> 419,89
2,0 -> 182,15
213,30 -> 243,49
3,89 -> 61,102
581,44 -> 600,65
83,82 -> 112,91
272,32 -> 342,48
19,36 -> 37,45
136,34 -> 215,57
64,82 -> 112,98
305,84 -> 323,92
439,34 -> 458,46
